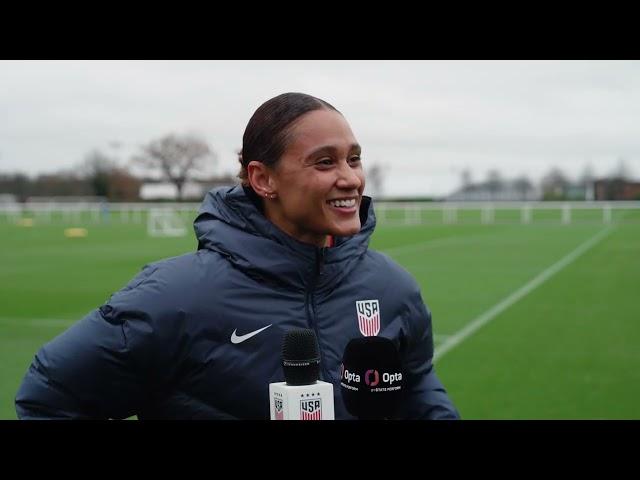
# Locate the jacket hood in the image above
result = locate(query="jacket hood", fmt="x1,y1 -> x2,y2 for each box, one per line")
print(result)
193,185 -> 376,291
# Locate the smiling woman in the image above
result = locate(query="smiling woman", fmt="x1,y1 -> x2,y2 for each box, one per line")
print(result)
239,94 -> 365,247
15,92 -> 459,420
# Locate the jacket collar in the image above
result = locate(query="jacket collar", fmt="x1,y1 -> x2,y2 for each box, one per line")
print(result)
194,184 -> 376,291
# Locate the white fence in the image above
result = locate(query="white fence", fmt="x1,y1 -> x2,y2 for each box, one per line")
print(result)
374,201 -> 640,226
1,201 -> 639,226
0,202 -> 201,225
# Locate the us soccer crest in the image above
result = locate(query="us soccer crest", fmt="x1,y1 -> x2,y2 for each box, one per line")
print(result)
356,299 -> 380,336
300,398 -> 322,420
274,398 -> 284,420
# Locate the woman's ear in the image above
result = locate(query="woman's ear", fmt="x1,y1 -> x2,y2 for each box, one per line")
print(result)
247,161 -> 277,199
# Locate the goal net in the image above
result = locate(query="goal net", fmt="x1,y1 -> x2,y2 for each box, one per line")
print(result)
147,208 -> 187,237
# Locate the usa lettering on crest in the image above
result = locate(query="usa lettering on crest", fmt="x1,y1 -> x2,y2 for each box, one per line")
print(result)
356,299 -> 380,336
274,398 -> 284,420
300,398 -> 322,420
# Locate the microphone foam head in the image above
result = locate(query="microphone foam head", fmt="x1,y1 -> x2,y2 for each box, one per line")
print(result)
340,336 -> 404,419
282,328 -> 320,386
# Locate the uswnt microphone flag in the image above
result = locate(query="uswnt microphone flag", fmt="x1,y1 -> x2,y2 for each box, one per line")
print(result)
300,398 -> 322,420
274,398 -> 284,420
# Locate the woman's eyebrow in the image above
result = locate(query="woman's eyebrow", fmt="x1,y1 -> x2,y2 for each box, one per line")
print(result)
306,143 -> 361,158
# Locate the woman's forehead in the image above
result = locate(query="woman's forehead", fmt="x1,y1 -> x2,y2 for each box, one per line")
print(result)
285,110 -> 359,156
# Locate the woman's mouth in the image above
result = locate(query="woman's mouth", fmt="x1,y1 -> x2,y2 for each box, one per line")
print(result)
327,197 -> 358,213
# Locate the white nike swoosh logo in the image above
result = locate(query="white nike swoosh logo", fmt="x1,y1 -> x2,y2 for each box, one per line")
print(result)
230,324 -> 273,344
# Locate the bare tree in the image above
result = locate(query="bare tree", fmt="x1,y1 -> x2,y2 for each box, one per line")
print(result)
0,172 -> 32,201
33,171 -> 94,197
540,167 -> 570,200
460,168 -> 473,190
486,169 -> 503,200
513,174 -> 534,200
612,157 -> 632,180
133,134 -> 216,199
108,169 -> 142,201
79,150 -> 117,197
579,163 -> 594,188
366,163 -> 385,198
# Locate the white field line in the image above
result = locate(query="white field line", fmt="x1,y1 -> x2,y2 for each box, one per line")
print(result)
433,334 -> 452,343
434,226 -> 614,363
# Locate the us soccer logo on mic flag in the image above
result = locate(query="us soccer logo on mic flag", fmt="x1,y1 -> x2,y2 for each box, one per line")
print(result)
274,398 -> 284,420
300,398 -> 322,420
356,299 -> 380,336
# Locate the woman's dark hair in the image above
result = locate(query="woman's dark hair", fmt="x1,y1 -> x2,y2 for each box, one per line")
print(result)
238,92 -> 339,186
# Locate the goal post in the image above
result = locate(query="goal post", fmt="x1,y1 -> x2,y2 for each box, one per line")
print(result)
147,208 -> 187,237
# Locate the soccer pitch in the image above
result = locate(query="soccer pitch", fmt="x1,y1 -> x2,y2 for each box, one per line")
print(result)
1,207 -> 639,419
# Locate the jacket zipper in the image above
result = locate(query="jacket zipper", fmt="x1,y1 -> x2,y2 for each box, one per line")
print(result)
305,247 -> 328,381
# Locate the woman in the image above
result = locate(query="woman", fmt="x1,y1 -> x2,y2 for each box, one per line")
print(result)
15,92 -> 459,419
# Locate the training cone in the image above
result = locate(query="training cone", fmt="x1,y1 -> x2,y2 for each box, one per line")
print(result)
64,228 -> 88,238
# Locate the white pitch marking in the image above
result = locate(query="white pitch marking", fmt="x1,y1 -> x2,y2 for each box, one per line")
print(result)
434,226 -> 614,362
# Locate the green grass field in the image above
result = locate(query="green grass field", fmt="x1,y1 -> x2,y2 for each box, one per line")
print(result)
1,207 -> 639,419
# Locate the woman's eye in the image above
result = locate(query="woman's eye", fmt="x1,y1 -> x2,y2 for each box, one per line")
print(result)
317,158 -> 333,166
349,155 -> 362,164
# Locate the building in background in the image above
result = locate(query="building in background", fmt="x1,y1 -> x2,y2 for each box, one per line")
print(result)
594,178 -> 640,201
447,180 -> 539,201
139,175 -> 237,201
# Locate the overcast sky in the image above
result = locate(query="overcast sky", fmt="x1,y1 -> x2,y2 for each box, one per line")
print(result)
1,60 -> 639,197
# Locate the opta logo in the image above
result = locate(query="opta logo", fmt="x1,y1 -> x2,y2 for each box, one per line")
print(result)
300,398 -> 322,420
274,398 -> 284,420
356,299 -> 380,336
383,372 -> 403,384
365,369 -> 380,386
343,369 -> 360,383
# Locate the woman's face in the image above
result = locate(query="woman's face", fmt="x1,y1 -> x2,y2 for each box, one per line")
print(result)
265,109 -> 365,247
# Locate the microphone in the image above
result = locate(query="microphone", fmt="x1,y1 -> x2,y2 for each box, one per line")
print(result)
340,336 -> 404,419
269,328 -> 335,420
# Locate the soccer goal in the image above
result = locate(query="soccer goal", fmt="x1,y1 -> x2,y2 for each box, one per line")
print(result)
147,208 -> 187,237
